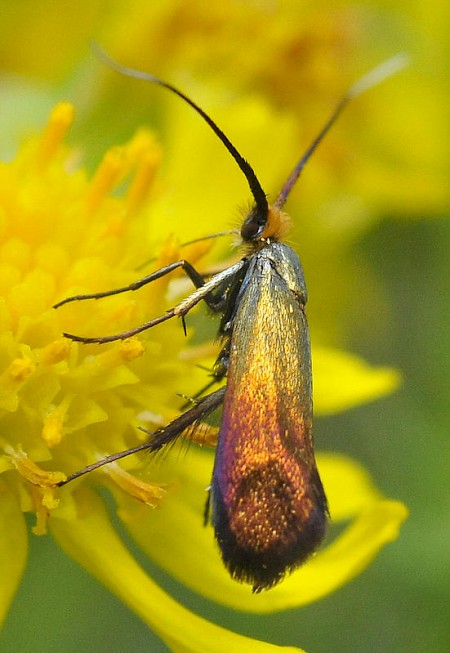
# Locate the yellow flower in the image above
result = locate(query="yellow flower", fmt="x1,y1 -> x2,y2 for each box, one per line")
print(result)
0,103 -> 407,651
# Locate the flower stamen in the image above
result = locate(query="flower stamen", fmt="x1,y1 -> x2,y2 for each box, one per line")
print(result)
35,102 -> 75,171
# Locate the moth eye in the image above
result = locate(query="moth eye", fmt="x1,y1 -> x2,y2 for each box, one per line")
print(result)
241,219 -> 262,241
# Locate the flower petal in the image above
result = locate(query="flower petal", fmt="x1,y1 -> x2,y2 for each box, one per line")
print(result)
114,448 -> 407,613
0,481 -> 28,626
240,499 -> 408,613
50,486 -> 305,653
313,346 -> 401,414
317,453 -> 382,520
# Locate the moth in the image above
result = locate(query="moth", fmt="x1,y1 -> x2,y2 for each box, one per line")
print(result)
55,52 -> 406,591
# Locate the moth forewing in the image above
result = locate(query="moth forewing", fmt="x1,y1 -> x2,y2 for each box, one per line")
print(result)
211,243 -> 327,591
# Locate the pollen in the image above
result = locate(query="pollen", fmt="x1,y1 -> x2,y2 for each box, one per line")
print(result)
119,337 -> 145,362
39,338 -> 71,365
86,147 -> 127,214
42,395 -> 73,447
5,444 -> 66,487
186,421 -> 219,448
102,460 -> 166,507
6,357 -> 35,383
126,137 -> 162,215
35,102 -> 75,171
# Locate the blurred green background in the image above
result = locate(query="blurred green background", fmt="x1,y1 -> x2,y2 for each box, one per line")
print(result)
1,1 -> 448,652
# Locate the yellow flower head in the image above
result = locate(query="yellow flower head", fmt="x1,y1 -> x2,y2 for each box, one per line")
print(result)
0,100 -> 406,652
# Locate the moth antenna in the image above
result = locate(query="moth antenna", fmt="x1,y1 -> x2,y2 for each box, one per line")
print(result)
92,43 -> 269,220
274,53 -> 409,209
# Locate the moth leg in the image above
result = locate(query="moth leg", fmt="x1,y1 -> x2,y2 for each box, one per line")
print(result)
58,386 -> 226,486
57,259 -> 246,344
55,259 -> 218,308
